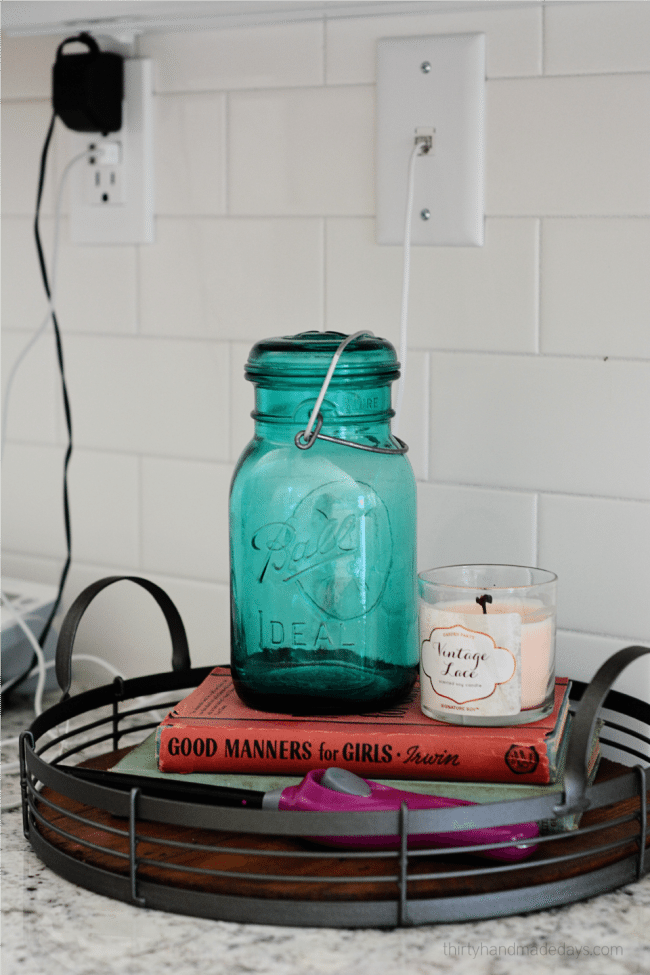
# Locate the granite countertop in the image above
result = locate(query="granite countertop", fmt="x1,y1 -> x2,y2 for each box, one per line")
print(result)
3,689 -> 650,975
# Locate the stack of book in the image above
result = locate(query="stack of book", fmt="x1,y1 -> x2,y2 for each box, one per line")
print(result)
112,669 -> 601,832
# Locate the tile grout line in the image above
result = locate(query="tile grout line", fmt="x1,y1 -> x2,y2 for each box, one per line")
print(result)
321,13 -> 327,88
423,350 -> 431,481
10,211 -> 650,223
224,91 -> 231,217
6,325 -> 647,362
136,453 -> 144,571
535,217 -> 542,355
414,478 -> 650,506
322,217 -> 328,330
228,342 -> 235,462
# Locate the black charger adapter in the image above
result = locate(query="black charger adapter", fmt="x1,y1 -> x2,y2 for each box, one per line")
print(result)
52,32 -> 123,133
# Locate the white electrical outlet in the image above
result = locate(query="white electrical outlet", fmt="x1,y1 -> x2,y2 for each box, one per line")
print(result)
70,58 -> 153,244
85,140 -> 125,205
376,34 -> 485,247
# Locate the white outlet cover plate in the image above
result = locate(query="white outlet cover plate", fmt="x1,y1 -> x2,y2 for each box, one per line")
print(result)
376,33 -> 485,247
70,58 -> 154,244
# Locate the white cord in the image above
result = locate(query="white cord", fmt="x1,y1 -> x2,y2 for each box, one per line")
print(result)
1,148 -> 90,460
0,149 -> 169,811
0,664 -> 168,813
393,140 -> 428,439
1,590 -> 54,795
0,629 -> 166,792
310,137 -> 427,437
1,591 -> 49,720
304,144 -> 424,447
0,149 -> 91,709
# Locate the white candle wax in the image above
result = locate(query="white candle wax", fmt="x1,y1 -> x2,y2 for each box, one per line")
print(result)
432,599 -> 554,710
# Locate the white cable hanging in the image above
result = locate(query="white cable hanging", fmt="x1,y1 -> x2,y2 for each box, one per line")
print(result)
393,137 -> 430,438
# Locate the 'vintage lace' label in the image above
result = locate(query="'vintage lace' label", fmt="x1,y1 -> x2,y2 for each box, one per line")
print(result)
419,606 -> 521,717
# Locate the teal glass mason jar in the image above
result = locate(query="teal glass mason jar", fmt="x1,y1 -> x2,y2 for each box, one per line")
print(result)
229,331 -> 418,714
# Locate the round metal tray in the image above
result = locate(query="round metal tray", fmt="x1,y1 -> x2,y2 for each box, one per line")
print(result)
18,577 -> 650,928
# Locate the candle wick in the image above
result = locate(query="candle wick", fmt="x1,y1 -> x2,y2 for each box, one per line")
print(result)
476,594 -> 492,614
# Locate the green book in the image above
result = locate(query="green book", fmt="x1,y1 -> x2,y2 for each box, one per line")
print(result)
113,715 -> 602,833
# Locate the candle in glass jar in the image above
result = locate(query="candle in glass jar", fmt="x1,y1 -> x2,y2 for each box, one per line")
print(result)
418,566 -> 557,727
430,600 -> 553,710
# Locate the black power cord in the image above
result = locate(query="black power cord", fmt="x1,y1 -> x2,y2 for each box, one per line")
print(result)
1,112 -> 74,703
2,32 -> 124,700
33,110 -> 74,652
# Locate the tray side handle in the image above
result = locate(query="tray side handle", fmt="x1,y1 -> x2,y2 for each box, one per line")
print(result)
55,576 -> 191,701
554,645 -> 650,816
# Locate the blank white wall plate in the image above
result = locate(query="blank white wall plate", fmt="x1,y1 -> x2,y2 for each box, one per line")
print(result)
70,58 -> 154,244
376,33 -> 485,247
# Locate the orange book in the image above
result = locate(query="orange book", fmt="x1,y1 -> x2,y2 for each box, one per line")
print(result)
156,668 -> 572,784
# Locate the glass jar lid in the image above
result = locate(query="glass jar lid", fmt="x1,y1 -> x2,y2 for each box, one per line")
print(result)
245,331 -> 400,385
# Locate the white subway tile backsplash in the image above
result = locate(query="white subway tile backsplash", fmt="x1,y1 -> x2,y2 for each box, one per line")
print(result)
1,218 -> 52,332
154,577 -> 231,671
57,562 -> 181,680
325,5 -> 542,84
416,482 -> 536,572
141,457 -> 232,583
3,11 -> 650,685
1,101 -> 57,217
67,450 -> 140,567
154,93 -> 227,215
325,218 -> 400,344
538,494 -> 650,641
229,86 -> 374,215
58,561 -> 230,679
1,329 -> 60,445
140,21 -> 324,92
396,350 -> 429,482
541,219 -> 650,359
545,1 -> 650,76
55,222 -> 138,334
0,553 -> 63,591
487,75 -> 650,216
62,335 -> 230,460
144,575 -> 231,671
556,630 -> 650,700
2,213 -> 135,337
1,444 -> 67,558
139,217 -> 323,339
429,355 -> 650,499
0,34 -> 63,100
325,218 -> 539,353
230,341 -> 256,464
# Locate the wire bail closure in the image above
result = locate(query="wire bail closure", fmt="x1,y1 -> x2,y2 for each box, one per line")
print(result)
294,331 -> 409,455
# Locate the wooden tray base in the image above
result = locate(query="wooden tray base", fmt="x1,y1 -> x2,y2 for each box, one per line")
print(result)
34,754 -> 648,904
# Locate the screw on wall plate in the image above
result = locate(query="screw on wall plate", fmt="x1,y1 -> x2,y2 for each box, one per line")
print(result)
420,209 -> 431,221
420,61 -> 431,73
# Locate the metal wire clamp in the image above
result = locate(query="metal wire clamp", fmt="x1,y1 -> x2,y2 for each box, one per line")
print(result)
295,413 -> 408,454
294,331 -> 409,455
